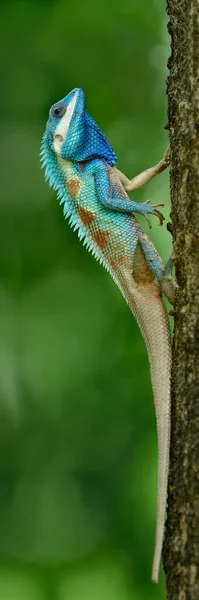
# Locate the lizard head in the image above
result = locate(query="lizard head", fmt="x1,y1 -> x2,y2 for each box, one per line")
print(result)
45,87 -> 85,159
42,88 -> 117,166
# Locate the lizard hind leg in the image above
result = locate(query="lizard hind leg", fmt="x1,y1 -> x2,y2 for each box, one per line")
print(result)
138,235 -> 176,306
161,277 -> 177,306
161,254 -> 177,306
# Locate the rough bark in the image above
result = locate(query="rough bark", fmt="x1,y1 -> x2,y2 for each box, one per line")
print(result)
163,1 -> 199,598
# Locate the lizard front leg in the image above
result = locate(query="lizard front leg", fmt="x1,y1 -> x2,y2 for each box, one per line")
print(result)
87,160 -> 165,226
116,147 -> 170,192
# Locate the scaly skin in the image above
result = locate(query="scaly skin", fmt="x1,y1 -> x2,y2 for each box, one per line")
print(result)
41,88 -> 176,583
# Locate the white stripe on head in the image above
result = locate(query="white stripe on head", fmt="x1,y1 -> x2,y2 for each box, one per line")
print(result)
53,91 -> 78,154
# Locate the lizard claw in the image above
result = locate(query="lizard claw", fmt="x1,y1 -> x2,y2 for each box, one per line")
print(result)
143,213 -> 152,229
144,199 -> 165,227
153,209 -> 165,226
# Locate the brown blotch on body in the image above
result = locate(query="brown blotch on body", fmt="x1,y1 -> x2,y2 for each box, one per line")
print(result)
133,240 -> 155,284
93,231 -> 110,250
110,260 -> 116,270
110,255 -> 124,271
79,207 -> 96,226
118,255 -> 124,265
67,179 -> 81,198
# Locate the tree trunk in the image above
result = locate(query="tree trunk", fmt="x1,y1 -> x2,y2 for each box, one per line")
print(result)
163,1 -> 199,598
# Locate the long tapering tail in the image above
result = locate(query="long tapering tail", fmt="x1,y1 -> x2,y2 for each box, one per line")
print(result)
127,279 -> 171,583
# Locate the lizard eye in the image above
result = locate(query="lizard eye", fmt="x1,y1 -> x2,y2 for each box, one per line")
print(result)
51,103 -> 67,119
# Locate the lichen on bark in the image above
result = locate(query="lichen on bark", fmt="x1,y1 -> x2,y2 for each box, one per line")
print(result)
163,1 -> 199,598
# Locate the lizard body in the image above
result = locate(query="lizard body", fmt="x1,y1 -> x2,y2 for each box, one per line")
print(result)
41,88 -> 175,583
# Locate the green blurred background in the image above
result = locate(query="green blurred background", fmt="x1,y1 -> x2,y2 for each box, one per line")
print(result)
0,1 -> 171,598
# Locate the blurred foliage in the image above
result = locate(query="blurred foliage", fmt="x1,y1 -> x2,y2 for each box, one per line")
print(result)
0,0 -> 171,597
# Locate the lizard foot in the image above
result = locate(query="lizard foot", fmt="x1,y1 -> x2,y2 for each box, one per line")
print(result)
142,199 -> 165,228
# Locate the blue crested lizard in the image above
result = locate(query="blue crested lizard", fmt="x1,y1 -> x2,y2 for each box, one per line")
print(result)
41,88 -> 175,583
